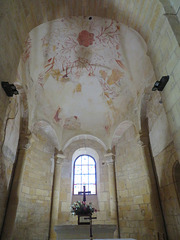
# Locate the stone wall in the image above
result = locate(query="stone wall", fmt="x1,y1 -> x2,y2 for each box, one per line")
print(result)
154,143 -> 180,239
147,88 -> 180,239
10,136 -> 54,240
0,0 -> 179,159
168,0 -> 180,20
60,139 -> 117,226
0,1 -> 179,239
115,126 -> 165,240
0,96 -> 20,235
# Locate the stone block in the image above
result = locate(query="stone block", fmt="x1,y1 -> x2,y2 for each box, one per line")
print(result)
150,3 -> 162,31
36,189 -> 49,197
99,201 -> 105,211
60,191 -> 67,201
173,59 -> 180,83
120,190 -> 129,198
134,196 -> 143,204
166,52 -> 179,74
22,185 -> 30,194
131,205 -> 140,210
143,194 -> 150,203
61,202 -> 70,212
96,211 -> 107,221
100,192 -> 108,201
171,101 -> 180,130
175,46 -> 180,58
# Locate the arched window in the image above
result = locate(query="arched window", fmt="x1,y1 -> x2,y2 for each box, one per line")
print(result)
73,155 -> 96,195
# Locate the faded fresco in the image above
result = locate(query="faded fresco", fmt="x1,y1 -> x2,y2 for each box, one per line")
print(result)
18,16 -> 153,148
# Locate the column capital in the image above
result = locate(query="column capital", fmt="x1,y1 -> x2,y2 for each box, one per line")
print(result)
54,151 -> 66,165
106,158 -> 115,165
104,152 -> 115,165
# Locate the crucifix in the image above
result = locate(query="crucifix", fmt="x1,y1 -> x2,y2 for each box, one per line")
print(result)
78,186 -> 97,239
78,185 -> 91,202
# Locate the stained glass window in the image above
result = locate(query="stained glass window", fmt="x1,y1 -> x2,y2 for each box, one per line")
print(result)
73,155 -> 96,195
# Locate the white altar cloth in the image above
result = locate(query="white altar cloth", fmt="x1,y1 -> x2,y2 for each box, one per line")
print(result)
55,225 -> 116,239
55,225 -> 136,240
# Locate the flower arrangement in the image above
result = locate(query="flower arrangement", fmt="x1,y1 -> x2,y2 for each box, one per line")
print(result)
71,201 -> 97,216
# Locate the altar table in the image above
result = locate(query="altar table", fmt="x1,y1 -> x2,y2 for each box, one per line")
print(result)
55,225 -> 136,240
55,225 -> 116,239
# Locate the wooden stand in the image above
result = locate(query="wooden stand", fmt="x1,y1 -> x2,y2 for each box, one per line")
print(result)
78,215 -> 91,225
84,215 -> 97,240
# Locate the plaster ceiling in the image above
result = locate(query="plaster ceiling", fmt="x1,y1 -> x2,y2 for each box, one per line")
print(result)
17,16 -> 154,149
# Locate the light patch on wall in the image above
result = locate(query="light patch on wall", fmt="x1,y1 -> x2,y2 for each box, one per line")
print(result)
63,116 -> 81,130
73,83 -> 82,93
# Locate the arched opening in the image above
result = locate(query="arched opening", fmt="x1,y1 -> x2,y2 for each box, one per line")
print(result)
71,147 -> 100,206
73,154 -> 97,195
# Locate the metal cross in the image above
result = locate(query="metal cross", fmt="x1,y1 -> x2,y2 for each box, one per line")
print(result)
78,185 -> 91,202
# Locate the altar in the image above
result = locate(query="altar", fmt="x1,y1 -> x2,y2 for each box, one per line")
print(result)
55,225 -> 116,239
54,225 -> 135,240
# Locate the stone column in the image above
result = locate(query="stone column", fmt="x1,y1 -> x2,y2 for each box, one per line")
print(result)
105,153 -> 117,220
50,152 -> 65,240
139,128 -> 168,238
1,133 -> 32,240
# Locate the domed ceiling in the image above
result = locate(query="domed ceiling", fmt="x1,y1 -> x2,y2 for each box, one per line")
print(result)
18,16 -> 154,149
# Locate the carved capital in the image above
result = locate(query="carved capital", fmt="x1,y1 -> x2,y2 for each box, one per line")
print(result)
106,158 -> 114,165
55,151 -> 66,165
104,152 -> 115,165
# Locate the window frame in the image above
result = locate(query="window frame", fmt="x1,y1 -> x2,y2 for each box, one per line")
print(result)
73,154 -> 97,195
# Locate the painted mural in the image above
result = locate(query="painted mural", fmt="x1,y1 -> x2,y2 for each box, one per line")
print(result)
19,16 -> 153,147
22,36 -> 32,63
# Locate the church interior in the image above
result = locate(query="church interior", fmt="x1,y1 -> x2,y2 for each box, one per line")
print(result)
0,0 -> 180,239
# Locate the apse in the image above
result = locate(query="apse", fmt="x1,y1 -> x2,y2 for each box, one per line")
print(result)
17,16 -> 154,149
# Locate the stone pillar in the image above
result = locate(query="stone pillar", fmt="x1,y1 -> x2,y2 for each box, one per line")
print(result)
173,132 -> 180,164
1,133 -> 32,240
105,153 -> 117,220
50,152 -> 65,240
139,128 -> 168,238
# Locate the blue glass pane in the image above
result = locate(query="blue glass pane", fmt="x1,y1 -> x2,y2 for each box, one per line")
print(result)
82,165 -> 88,174
74,184 -> 82,194
89,165 -> 95,174
89,175 -> 95,184
74,175 -> 81,184
75,165 -> 81,174
75,157 -> 81,165
89,184 -> 96,194
89,157 -> 95,165
82,175 -> 88,184
82,156 -> 88,165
